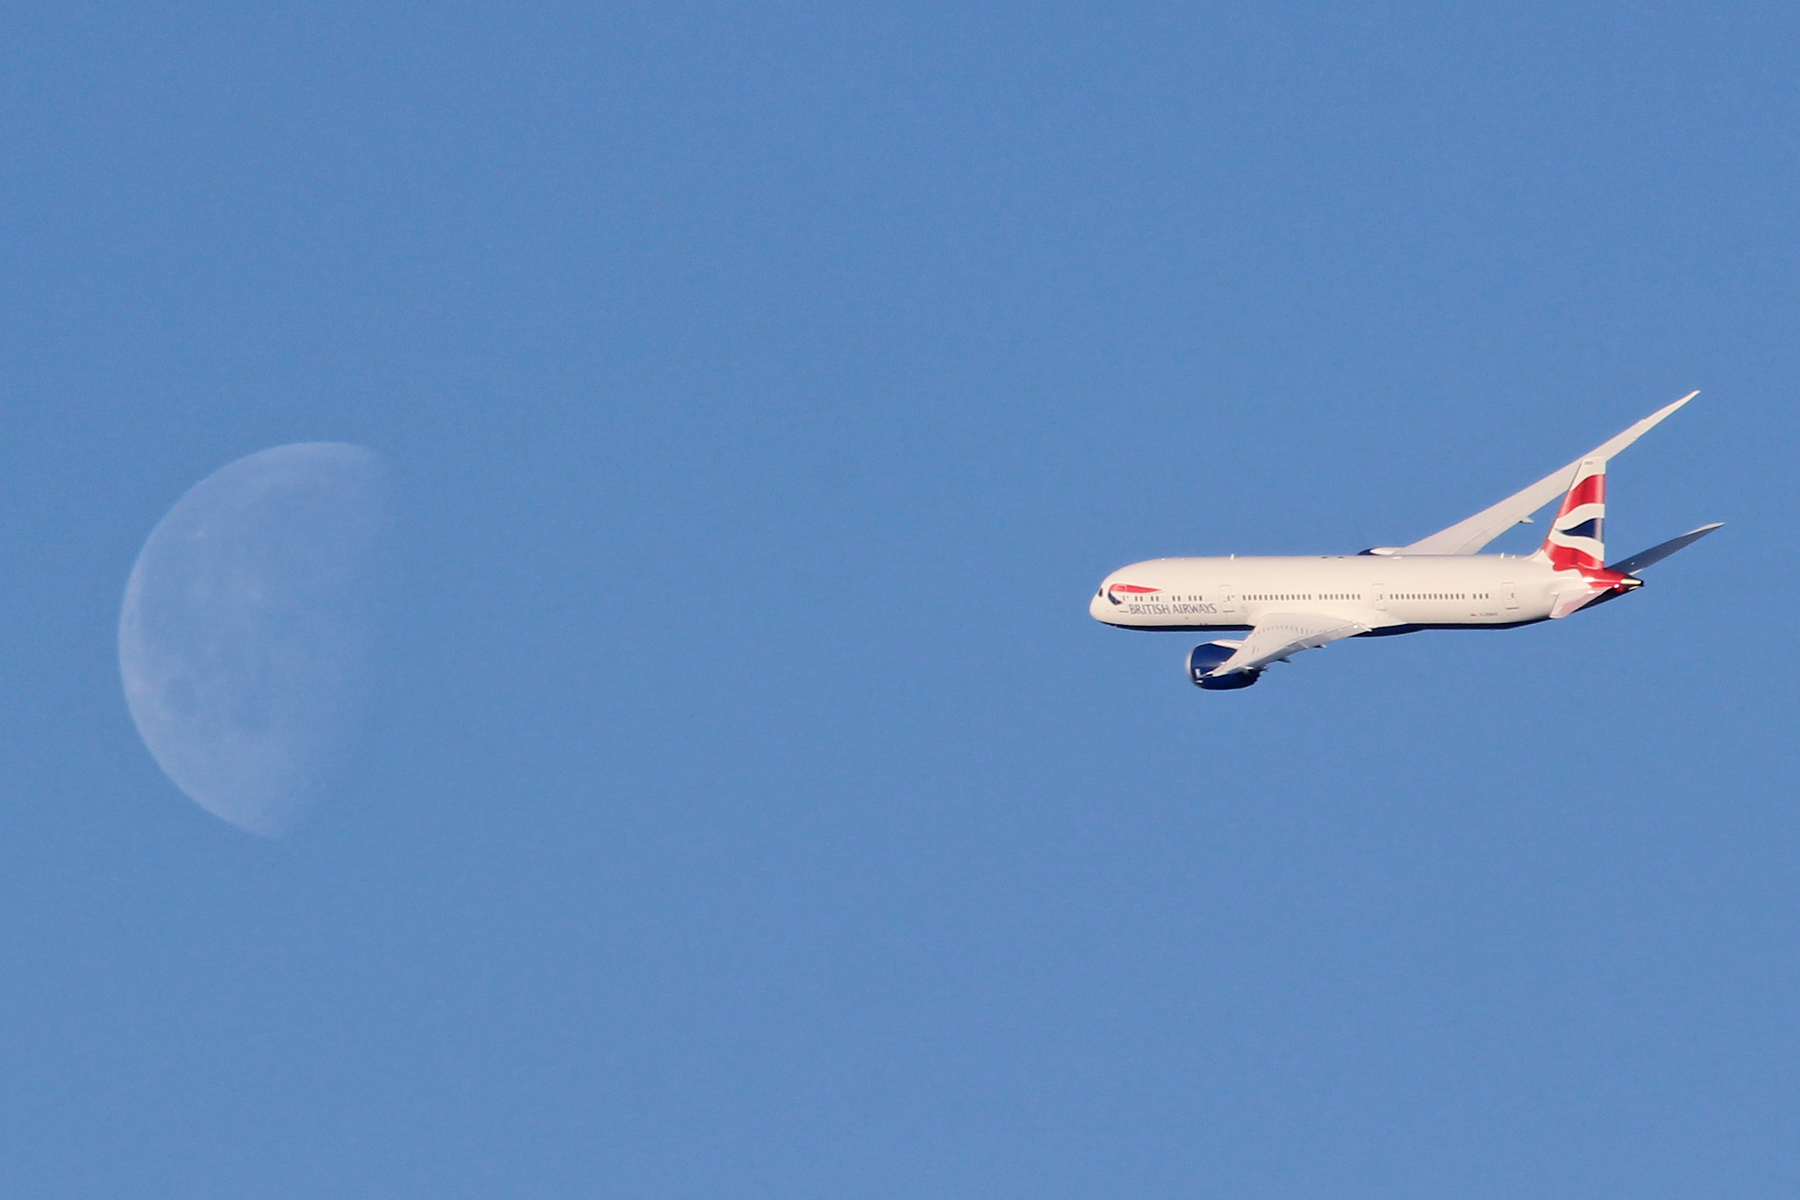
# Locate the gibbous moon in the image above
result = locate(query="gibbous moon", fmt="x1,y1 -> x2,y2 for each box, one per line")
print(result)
119,443 -> 393,835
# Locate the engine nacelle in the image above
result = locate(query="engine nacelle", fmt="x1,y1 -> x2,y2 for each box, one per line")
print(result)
1187,642 -> 1261,690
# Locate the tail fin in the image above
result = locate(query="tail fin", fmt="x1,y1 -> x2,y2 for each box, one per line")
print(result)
1537,456 -> 1606,570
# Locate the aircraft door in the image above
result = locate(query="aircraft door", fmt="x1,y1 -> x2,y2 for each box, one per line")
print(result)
1502,581 -> 1519,610
1372,582 -> 1386,611
1218,585 -> 1236,615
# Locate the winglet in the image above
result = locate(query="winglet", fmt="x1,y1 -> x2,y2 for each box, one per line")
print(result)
1398,392 -> 1697,556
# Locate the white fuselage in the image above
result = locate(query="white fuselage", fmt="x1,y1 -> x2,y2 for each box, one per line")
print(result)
1090,553 -> 1585,634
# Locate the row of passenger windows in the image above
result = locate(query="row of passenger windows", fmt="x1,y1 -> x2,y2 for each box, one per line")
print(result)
1161,591 -> 1489,602
1169,593 -> 1367,601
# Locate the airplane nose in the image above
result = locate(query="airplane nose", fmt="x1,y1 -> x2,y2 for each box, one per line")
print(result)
1089,585 -> 1114,622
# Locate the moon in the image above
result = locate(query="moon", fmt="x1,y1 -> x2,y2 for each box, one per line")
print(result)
119,443 -> 393,835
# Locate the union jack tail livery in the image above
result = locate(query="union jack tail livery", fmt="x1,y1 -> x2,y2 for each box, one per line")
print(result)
1537,456 -> 1606,571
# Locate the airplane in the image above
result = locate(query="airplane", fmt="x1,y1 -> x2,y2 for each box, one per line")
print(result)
1089,393 -> 1720,689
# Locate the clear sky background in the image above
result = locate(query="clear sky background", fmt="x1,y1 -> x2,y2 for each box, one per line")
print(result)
4,4 -> 1798,1197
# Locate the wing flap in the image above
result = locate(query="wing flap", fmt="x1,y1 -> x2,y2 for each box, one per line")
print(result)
1209,612 -> 1369,676
1399,392 -> 1697,556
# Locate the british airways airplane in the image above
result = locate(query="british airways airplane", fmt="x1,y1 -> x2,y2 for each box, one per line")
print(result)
1091,393 -> 1720,689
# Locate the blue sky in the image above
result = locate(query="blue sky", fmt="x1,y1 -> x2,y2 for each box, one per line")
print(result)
4,4 -> 1797,1196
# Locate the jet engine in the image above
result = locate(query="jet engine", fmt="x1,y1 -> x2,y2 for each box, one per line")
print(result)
1187,642 -> 1260,690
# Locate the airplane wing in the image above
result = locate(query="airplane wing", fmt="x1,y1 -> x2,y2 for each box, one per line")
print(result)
1207,612 -> 1370,677
1606,522 -> 1723,575
1398,392 -> 1698,555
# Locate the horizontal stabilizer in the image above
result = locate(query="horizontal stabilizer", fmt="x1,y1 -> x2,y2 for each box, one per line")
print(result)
1399,392 -> 1697,555
1606,523 -> 1723,575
